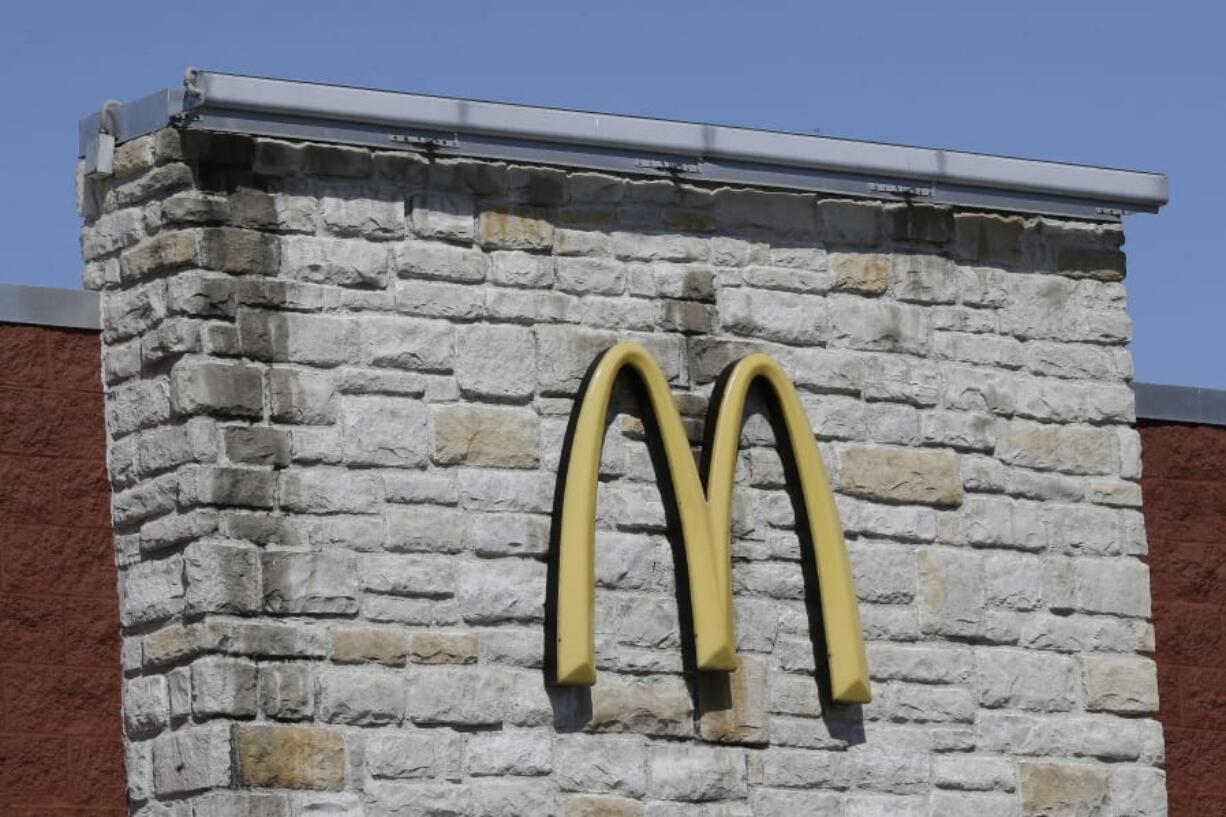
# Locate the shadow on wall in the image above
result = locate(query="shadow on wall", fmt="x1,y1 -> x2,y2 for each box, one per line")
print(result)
542,348 -> 866,745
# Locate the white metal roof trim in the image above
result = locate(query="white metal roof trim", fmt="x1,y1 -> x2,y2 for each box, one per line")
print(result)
196,72 -> 1168,209
0,284 -> 100,330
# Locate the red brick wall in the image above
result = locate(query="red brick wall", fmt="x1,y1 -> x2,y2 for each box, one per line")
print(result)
1143,420 -> 1226,816
0,322 -> 124,814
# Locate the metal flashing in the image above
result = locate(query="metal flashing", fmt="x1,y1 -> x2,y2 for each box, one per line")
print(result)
0,284 -> 100,331
1133,382 -> 1226,427
80,88 -> 189,163
79,70 -> 1169,221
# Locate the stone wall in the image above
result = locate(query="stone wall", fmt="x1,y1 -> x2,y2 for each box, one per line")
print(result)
80,127 -> 1167,816
1141,420 -> 1226,815
0,320 -> 125,813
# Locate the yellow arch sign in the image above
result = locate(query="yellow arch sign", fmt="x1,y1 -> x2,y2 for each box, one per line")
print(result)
553,341 -> 871,703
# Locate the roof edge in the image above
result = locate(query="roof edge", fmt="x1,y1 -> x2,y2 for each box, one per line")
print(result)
79,70 -> 1167,223
1133,382 -> 1226,427
0,284 -> 100,331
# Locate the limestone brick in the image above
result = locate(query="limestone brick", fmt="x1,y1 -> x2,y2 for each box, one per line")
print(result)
837,444 -> 962,506
234,724 -> 346,790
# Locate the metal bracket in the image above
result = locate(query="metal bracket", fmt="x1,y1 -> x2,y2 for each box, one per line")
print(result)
634,158 -> 702,175
868,181 -> 934,198
389,132 -> 459,150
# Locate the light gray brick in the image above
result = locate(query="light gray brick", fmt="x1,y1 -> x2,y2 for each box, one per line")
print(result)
408,193 -> 474,241
184,540 -> 260,614
124,676 -> 169,739
918,549 -> 984,638
491,250 -> 554,288
361,316 -> 453,371
260,664 -> 314,721
459,557 -> 546,623
280,234 -> 389,287
830,296 -> 930,355
152,724 -> 232,796
169,358 -> 264,417
467,731 -> 552,776
262,551 -> 360,615
318,667 -> 406,725
719,288 -> 829,345
556,734 -> 647,797
341,396 -> 429,466
279,468 -> 382,513
977,648 -> 1077,712
647,745 -> 747,802
191,655 -> 258,718
322,195 -> 403,239
1075,558 -> 1151,617
455,323 -> 536,399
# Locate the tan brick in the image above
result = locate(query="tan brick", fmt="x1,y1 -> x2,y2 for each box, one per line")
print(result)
838,445 -> 962,506
996,420 -> 1116,476
478,207 -> 553,249
1082,655 -> 1159,714
1020,762 -> 1109,817
831,252 -> 889,294
432,405 -> 539,468
411,632 -> 478,665
235,724 -> 345,790
589,675 -> 692,738
331,627 -> 407,666
562,794 -> 646,817
697,655 -> 770,745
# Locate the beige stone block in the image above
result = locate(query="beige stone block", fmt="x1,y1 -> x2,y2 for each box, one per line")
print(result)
1020,762 -> 1110,817
121,231 -> 198,280
142,623 -> 214,668
698,655 -> 770,745
411,632 -> 479,665
996,420 -> 1116,476
1082,655 -> 1159,714
589,675 -> 693,738
838,445 -> 963,506
432,405 -> 540,468
1087,479 -> 1143,508
331,627 -> 407,666
831,252 -> 889,294
562,794 -> 645,817
478,207 -> 554,249
235,724 -> 346,790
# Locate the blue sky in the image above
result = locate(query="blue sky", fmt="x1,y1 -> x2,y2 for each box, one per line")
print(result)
1,1 -> 1220,387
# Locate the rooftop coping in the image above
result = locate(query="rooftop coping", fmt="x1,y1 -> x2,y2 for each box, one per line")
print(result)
0,284 -> 101,330
1132,382 -> 1226,426
80,69 -> 1168,222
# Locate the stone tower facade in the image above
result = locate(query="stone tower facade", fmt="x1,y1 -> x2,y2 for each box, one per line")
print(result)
80,124 -> 1165,816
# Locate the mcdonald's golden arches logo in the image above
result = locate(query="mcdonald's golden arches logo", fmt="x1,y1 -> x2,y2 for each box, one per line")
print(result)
552,341 -> 871,704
